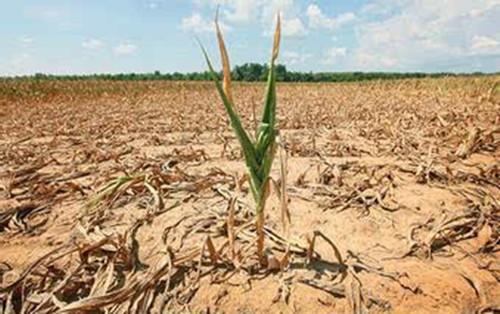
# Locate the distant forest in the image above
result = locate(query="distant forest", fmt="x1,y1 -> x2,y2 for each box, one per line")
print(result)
2,63 -> 497,82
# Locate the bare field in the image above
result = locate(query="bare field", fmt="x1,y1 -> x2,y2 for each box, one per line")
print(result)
0,77 -> 499,313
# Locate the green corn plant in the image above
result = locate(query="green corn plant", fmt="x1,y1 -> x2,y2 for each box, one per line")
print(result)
200,14 -> 281,265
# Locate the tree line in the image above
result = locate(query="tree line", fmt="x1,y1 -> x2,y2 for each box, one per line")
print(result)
2,63 -> 496,82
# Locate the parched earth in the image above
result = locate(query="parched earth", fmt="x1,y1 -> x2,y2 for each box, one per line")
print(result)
0,77 -> 499,313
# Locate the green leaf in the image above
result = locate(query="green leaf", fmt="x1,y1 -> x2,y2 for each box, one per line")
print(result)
199,43 -> 262,191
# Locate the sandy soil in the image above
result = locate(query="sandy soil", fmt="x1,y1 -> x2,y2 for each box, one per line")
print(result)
0,77 -> 499,313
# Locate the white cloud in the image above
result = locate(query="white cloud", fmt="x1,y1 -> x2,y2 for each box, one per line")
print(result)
199,0 -> 296,23
324,47 -> 347,64
223,0 -> 262,23
281,17 -> 307,37
350,0 -> 500,71
192,0 -> 263,23
113,43 -> 137,55
181,13 -> 230,33
262,15 -> 306,38
471,35 -> 499,51
82,38 -> 104,50
337,12 -> 356,25
359,0 -> 403,17
193,0 -> 304,37
260,0 -> 297,23
283,50 -> 312,65
181,13 -> 212,33
306,4 -> 355,30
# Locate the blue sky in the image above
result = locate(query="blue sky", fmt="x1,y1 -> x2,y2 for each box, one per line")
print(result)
1,0 -> 499,75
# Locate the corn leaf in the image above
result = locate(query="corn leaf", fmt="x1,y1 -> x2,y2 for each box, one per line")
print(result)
199,44 -> 262,195
215,13 -> 234,105
200,12 -> 281,209
260,14 -> 281,128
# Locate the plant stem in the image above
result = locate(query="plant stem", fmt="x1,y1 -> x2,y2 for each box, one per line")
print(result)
256,180 -> 270,267
256,203 -> 266,266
